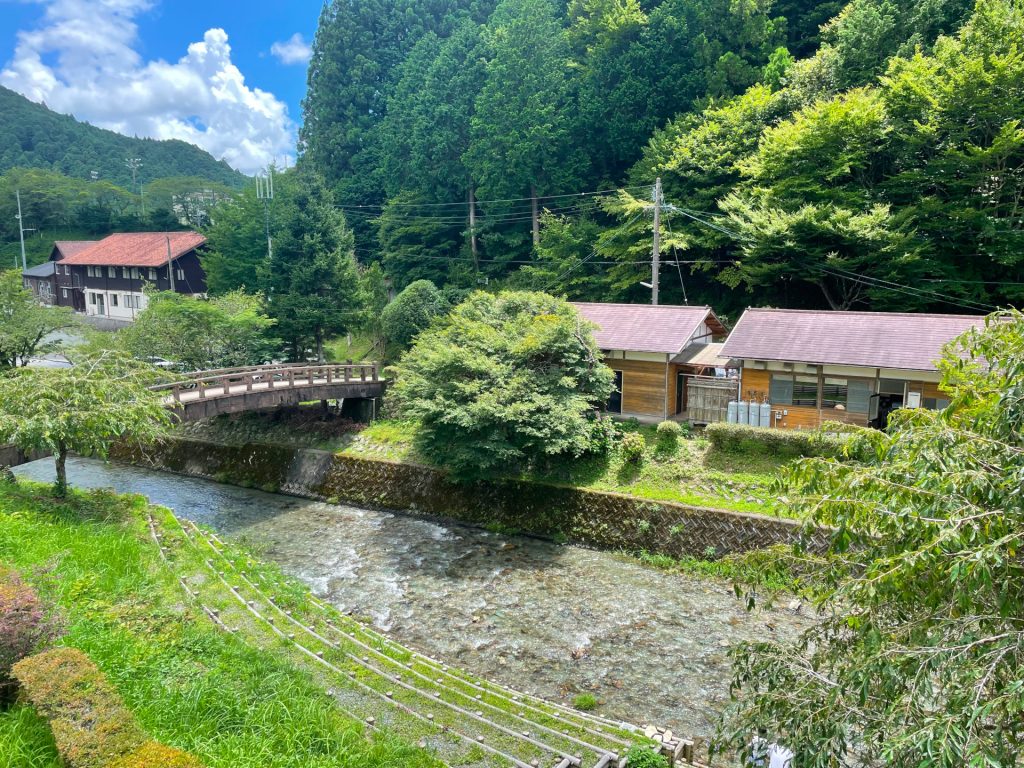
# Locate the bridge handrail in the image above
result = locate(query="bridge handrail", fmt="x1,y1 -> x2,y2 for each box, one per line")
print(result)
152,362 -> 380,401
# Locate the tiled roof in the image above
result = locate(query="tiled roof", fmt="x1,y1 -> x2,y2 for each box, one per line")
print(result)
572,302 -> 721,355
23,261 -> 56,278
52,240 -> 98,260
721,308 -> 986,371
60,232 -> 206,268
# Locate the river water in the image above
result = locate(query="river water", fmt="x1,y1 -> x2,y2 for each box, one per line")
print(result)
14,457 -> 808,745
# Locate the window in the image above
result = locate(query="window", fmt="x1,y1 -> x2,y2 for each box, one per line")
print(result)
62,289 -> 68,299
88,292 -> 96,305
879,379 -> 906,396
107,266 -> 116,279
147,268 -> 157,281
132,268 -> 141,280
110,294 -> 118,307
923,397 -> 950,410
769,374 -> 818,407
63,265 -> 70,275
820,378 -> 873,412
175,268 -> 185,282
122,267 -> 130,279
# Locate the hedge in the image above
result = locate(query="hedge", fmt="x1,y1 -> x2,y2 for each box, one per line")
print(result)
704,422 -> 856,459
12,648 -> 202,768
0,567 -> 61,702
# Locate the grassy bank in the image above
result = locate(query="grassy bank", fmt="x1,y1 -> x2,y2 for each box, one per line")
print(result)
0,481 -> 647,768
0,482 -> 434,768
180,412 -> 788,517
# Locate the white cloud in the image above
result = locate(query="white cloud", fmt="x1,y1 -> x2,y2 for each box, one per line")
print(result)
270,33 -> 312,66
0,0 -> 295,173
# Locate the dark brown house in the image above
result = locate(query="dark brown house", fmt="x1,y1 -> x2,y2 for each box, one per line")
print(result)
22,261 -> 57,305
49,232 -> 208,321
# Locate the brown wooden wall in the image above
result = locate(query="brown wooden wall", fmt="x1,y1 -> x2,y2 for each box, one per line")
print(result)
605,358 -> 668,418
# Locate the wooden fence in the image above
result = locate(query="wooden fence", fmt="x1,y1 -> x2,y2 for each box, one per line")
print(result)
685,376 -> 738,424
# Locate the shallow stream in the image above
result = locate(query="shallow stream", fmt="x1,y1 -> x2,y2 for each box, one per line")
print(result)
14,456 -> 809,743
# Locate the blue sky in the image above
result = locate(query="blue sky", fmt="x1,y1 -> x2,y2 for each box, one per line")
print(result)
0,0 -> 325,172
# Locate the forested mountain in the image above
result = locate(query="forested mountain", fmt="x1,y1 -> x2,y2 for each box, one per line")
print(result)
300,0 -> 1024,316
0,86 -> 245,188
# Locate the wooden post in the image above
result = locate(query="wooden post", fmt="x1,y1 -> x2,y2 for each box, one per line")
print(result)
246,374 -> 253,392
223,376 -> 230,396
652,177 -> 661,306
360,366 -> 366,382
327,367 -> 334,384
172,384 -> 180,402
344,366 -> 350,383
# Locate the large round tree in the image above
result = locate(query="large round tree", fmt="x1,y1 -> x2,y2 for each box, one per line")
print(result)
389,291 -> 614,479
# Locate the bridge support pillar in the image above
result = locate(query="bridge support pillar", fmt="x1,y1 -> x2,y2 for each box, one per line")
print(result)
339,397 -> 377,424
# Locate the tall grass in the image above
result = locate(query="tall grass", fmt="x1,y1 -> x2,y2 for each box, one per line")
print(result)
0,705 -> 60,768
0,482 -> 435,768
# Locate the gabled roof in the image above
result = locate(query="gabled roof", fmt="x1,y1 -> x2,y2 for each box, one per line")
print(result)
51,240 -> 98,261
721,308 -> 986,371
572,302 -> 725,355
23,261 -> 56,279
59,232 -> 206,268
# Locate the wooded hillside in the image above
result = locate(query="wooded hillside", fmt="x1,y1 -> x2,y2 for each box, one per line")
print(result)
0,86 -> 245,188
299,0 -> 1024,315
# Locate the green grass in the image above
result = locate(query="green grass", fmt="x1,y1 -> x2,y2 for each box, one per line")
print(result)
623,547 -> 805,594
0,704 -> 60,768
572,694 -> 597,712
0,483 -> 435,768
342,419 -> 790,517
324,332 -> 380,363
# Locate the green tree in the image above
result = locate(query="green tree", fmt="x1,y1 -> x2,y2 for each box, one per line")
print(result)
0,352 -> 171,496
118,290 -> 277,370
464,0 -> 584,244
261,171 -> 365,361
0,271 -> 75,369
380,279 -> 450,349
716,310 -> 1024,765
389,291 -> 614,479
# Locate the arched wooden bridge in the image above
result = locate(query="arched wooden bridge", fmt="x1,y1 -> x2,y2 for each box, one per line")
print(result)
152,362 -> 386,422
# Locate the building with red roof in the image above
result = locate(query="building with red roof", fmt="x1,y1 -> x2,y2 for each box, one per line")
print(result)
47,232 -> 207,321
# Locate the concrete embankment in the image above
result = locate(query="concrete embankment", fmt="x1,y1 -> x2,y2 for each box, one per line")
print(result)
0,445 -> 49,468
112,437 -> 829,559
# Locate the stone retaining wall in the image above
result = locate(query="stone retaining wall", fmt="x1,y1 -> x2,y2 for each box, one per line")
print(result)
112,438 -> 830,559
0,445 -> 49,468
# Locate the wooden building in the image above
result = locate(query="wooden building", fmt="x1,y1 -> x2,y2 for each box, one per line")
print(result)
22,261 -> 57,305
721,308 -> 986,429
47,232 -> 208,322
572,302 -> 729,421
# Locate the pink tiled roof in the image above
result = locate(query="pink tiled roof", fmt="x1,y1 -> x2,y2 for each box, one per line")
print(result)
721,308 -> 986,371
572,302 -> 723,354
60,232 -> 206,268
52,240 -> 98,259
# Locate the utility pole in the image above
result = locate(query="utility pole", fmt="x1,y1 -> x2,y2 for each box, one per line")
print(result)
468,188 -> 478,269
257,167 -> 274,259
125,157 -> 143,214
16,189 -> 27,271
167,236 -> 176,293
651,177 -> 662,306
531,185 -> 540,246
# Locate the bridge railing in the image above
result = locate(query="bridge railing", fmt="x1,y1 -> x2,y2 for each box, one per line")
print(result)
152,363 -> 380,403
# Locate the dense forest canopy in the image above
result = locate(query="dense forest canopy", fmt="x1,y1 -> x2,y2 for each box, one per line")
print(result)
0,86 -> 246,189
299,0 -> 1024,316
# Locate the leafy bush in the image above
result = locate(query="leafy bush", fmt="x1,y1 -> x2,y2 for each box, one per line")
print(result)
380,280 -> 449,349
388,292 -> 614,479
572,693 -> 597,711
107,741 -> 204,768
584,414 -> 619,454
624,745 -> 669,768
0,567 -> 61,703
704,422 -> 857,458
619,432 -> 647,463
655,420 -> 682,452
13,648 -> 146,768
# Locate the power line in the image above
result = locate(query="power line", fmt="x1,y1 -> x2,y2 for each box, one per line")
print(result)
819,268 -> 995,313
338,185 -> 654,210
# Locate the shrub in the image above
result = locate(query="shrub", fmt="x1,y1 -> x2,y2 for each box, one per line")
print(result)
704,422 -> 858,459
655,420 -> 681,453
584,414 -> 618,454
624,745 -> 669,768
12,648 -> 146,768
0,567 -> 62,703
572,693 -> 598,711
107,741 -> 204,768
619,432 -> 647,463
